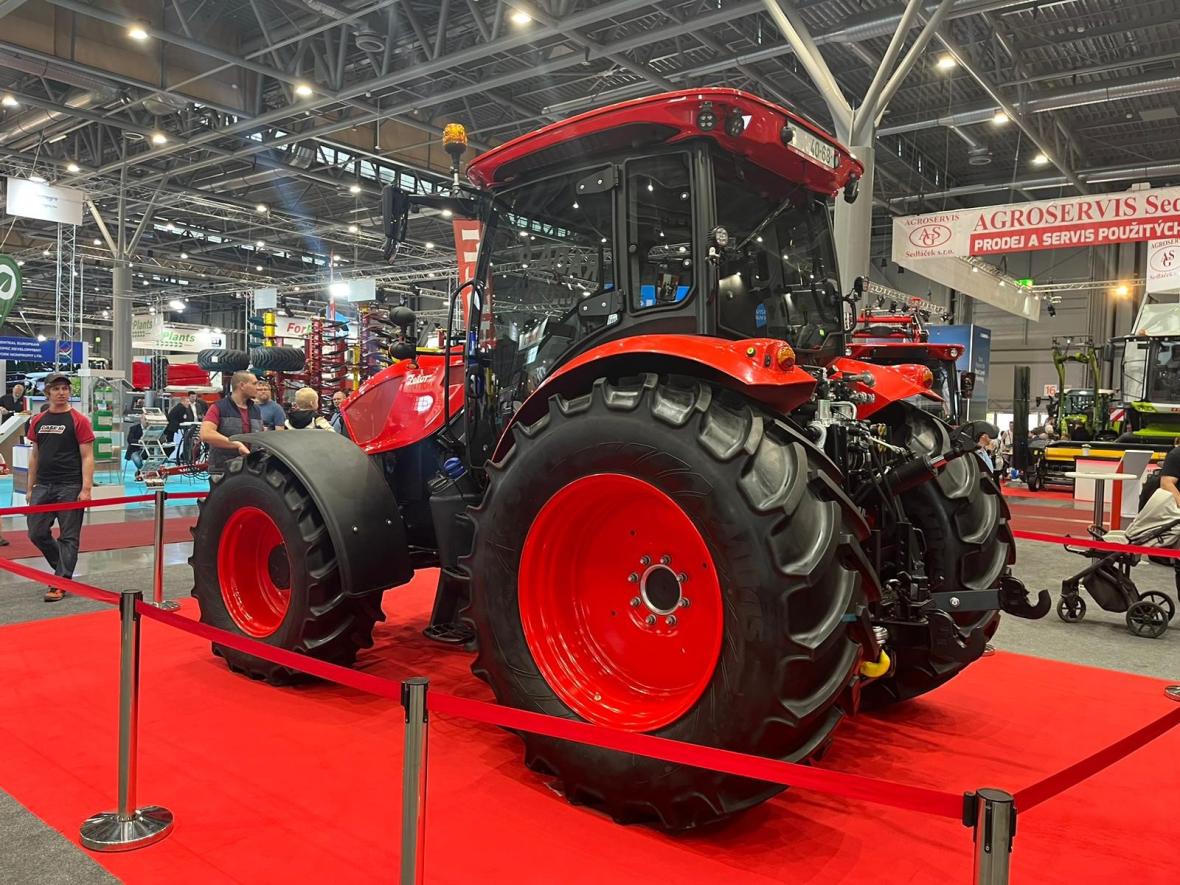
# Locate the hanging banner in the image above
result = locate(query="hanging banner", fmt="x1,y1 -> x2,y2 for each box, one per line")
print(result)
1146,239 -> 1180,294
0,254 -> 23,329
133,321 -> 224,352
452,218 -> 492,340
894,185 -> 1180,261
4,177 -> 85,225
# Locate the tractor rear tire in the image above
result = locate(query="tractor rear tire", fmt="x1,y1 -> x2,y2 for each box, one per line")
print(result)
860,403 -> 1012,710
464,375 -> 872,830
190,450 -> 383,683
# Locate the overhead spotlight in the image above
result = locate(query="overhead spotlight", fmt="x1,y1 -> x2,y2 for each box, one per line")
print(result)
92,238 -> 101,246
992,110 -> 1010,125
180,251 -> 188,259
66,162 -> 80,173
42,248 -> 50,256
294,83 -> 314,98
519,230 -> 529,238
510,10 -> 531,25
255,240 -> 265,248
1,95 -> 17,108
128,23 -> 149,41
1032,152 -> 1049,166
37,334 -> 46,342
102,309 -> 110,318
16,259 -> 24,266
441,208 -> 453,219
936,54 -> 956,71
348,224 -> 358,233
255,264 -> 263,271
255,203 -> 268,214
349,183 -> 362,194
169,298 -> 184,311
149,305 -> 156,314
142,279 -> 149,286
424,241 -> 435,250
150,131 -> 167,145
1114,284 -> 1130,297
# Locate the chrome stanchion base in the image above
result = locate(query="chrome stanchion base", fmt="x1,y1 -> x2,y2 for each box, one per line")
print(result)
981,644 -> 996,657
80,806 -> 173,852
146,600 -> 181,612
1166,685 -> 1180,702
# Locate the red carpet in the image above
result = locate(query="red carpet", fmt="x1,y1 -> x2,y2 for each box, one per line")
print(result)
0,571 -> 1175,884
0,516 -> 196,560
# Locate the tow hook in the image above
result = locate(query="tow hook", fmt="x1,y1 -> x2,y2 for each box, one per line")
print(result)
859,648 -> 892,679
998,573 -> 1051,619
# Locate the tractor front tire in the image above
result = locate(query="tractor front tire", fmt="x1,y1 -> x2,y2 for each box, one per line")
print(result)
860,403 -> 1013,710
465,375 -> 872,830
190,451 -> 383,683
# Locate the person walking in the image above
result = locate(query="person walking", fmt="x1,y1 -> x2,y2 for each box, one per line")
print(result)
285,386 -> 335,430
199,371 -> 262,477
26,373 -> 95,602
255,379 -> 287,430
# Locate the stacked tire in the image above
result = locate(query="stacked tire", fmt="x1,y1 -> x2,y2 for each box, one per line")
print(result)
249,346 -> 305,373
196,348 -> 250,372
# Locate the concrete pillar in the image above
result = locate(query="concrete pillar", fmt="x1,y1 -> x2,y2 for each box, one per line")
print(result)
111,259 -> 132,381
834,143 -> 874,290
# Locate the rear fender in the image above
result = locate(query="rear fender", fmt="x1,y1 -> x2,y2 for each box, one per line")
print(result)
492,335 -> 816,460
829,356 -> 942,420
236,430 -> 413,596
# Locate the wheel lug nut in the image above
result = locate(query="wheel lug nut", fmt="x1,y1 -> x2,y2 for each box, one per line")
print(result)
666,615 -> 677,627
630,597 -> 641,607
645,614 -> 656,626
678,598 -> 690,608
660,555 -> 671,565
640,555 -> 651,566
628,572 -> 639,583
676,573 -> 687,583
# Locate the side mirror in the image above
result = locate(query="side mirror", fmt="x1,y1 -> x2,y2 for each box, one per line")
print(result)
382,186 -> 411,260
960,371 -> 976,399
843,175 -> 860,204
852,276 -> 864,301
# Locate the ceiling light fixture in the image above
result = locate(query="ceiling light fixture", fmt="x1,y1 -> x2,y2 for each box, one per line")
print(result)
92,238 -> 101,246
255,240 -> 265,248
294,83 -> 314,98
936,54 -> 956,71
150,131 -> 167,145
348,224 -> 358,233
169,298 -> 184,311
1,95 -> 17,108
255,203 -> 268,214
128,23 -> 149,41
255,264 -> 263,271
37,334 -> 46,342
1032,152 -> 1049,166
66,162 -> 80,173
349,183 -> 362,194
441,208 -> 453,218
991,110 -> 1009,125
511,10 -> 531,25
180,251 -> 188,259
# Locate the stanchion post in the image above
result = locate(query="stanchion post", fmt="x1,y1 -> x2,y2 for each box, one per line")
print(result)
148,488 -> 179,611
80,589 -> 174,851
400,677 -> 429,885
967,788 -> 1015,885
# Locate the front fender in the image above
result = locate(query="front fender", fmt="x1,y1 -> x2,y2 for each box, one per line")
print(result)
829,356 -> 942,419
492,335 -> 817,460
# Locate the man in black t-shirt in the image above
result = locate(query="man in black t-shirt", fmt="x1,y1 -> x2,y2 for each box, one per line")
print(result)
26,374 -> 96,602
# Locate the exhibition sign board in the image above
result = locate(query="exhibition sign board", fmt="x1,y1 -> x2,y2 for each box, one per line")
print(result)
0,336 -> 83,363
1146,239 -> 1180,294
132,318 -> 225,352
4,177 -> 84,225
0,254 -> 23,329
893,185 -> 1180,260
926,324 -> 991,420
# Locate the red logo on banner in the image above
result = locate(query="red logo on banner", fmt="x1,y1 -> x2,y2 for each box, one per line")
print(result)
451,218 -> 494,342
908,224 -> 952,248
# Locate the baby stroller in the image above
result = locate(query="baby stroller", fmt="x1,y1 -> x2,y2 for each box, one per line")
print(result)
1057,488 -> 1180,638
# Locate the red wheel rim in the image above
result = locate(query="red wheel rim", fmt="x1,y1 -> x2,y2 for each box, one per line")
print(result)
217,506 -> 292,638
518,473 -> 723,732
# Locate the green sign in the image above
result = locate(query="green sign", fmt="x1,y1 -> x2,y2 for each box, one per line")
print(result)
0,255 -> 22,330
1015,278 -> 1034,288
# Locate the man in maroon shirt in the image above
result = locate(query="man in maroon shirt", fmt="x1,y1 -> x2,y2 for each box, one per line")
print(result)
27,373 -> 96,601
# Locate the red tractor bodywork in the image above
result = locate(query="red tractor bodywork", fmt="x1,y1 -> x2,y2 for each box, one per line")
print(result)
341,352 -> 465,454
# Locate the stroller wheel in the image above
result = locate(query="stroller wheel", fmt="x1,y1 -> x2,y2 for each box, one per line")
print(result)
1139,591 -> 1176,622
1057,595 -> 1086,623
1126,601 -> 1169,639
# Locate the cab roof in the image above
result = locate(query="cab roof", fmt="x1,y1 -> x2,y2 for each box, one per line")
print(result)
466,88 -> 862,198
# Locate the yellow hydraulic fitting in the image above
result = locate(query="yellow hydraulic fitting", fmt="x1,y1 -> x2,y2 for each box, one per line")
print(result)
859,649 -> 891,679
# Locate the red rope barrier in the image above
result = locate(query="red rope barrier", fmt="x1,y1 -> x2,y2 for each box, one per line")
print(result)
427,691 -> 966,819
0,491 -> 208,516
0,557 -> 121,604
1014,705 -> 1180,811
1012,529 -> 1180,559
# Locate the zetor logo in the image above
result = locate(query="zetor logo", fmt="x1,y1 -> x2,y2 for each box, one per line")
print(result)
908,223 -> 953,248
1150,248 -> 1177,272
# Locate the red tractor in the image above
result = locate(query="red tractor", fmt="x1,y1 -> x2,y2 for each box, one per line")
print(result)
191,89 -> 1048,830
847,306 -> 967,424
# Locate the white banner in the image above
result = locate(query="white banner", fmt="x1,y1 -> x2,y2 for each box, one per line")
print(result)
133,320 -> 224,353
5,177 -> 85,225
894,186 -> 1180,262
1146,239 -> 1180,294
